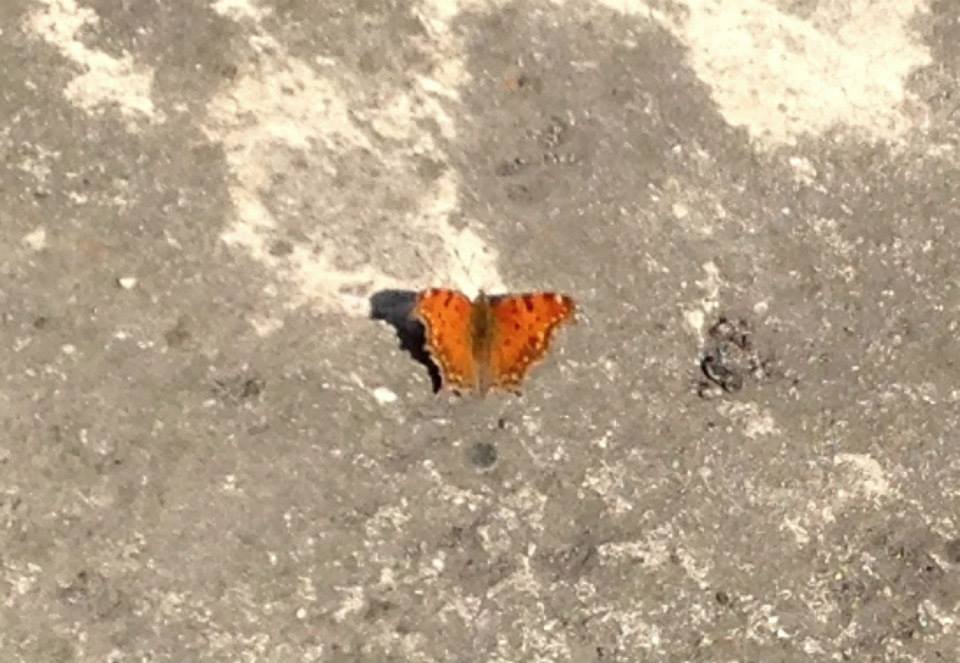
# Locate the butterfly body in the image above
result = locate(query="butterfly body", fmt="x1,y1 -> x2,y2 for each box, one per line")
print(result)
413,288 -> 575,394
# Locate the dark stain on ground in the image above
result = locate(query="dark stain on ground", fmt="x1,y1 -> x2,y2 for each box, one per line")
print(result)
213,374 -> 266,403
468,441 -> 498,469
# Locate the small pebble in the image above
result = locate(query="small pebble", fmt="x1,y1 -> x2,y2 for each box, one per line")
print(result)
117,276 -> 137,289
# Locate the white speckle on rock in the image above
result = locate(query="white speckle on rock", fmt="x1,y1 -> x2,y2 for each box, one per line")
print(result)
61,344 -> 76,355
25,0 -> 161,126
250,315 -> 284,337
117,276 -> 137,289
373,386 -> 398,404
21,227 -> 46,251
582,462 -> 634,514
333,585 -> 364,622
717,401 -> 780,438
684,309 -> 705,336
789,155 -> 818,184
833,453 -> 897,502
211,0 -> 271,22
781,516 -> 810,545
685,261 -> 724,339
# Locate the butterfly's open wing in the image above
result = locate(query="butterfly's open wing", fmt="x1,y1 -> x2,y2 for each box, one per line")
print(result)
488,292 -> 575,392
413,288 -> 477,392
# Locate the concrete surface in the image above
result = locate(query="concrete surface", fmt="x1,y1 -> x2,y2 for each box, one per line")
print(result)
2,0 -> 959,660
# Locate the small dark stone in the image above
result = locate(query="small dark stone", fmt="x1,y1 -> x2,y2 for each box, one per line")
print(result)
269,239 -> 294,256
241,378 -> 265,399
164,316 -> 191,348
715,590 -> 730,606
33,316 -> 49,329
220,63 -> 238,79
945,538 -> 960,563
469,442 -> 497,469
495,157 -> 527,177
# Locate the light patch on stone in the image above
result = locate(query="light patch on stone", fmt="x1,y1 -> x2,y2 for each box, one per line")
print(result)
744,601 -> 791,642
482,554 -> 573,660
586,0 -> 931,147
684,260 -> 723,338
363,504 -> 412,540
21,227 -> 47,251
15,145 -> 60,186
25,0 -> 160,128
697,261 -> 722,312
487,554 -> 540,599
372,386 -> 398,404
499,486 -> 548,532
437,592 -> 482,626
8,561 -> 41,597
332,585 -> 365,623
249,315 -> 284,337
610,609 -> 662,653
803,637 -> 826,655
598,523 -> 674,566
211,0 -> 270,22
203,6 -> 504,319
920,599 -> 956,634
419,173 -> 505,298
744,409 -> 779,438
582,461 -> 634,514
297,575 -> 317,603
781,515 -> 810,545
833,452 -> 898,502
789,155 -> 818,184
675,547 -> 712,589
221,473 -> 238,492
424,459 -> 486,511
717,401 -> 780,439
809,216 -> 858,259
478,487 -> 548,556
418,0 -> 508,24
684,308 -> 705,337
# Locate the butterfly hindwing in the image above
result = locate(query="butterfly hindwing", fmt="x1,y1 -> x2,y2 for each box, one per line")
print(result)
488,292 -> 575,391
413,288 -> 478,391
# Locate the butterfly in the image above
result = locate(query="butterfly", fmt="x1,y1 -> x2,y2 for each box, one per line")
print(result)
413,288 -> 576,394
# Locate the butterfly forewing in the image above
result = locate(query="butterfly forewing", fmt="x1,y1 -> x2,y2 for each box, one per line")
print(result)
488,292 -> 575,391
414,288 -> 478,391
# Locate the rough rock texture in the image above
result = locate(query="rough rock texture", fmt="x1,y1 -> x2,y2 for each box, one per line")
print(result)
2,0 -> 959,661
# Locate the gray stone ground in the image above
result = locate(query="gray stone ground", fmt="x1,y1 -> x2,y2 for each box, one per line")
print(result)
2,0 -> 960,660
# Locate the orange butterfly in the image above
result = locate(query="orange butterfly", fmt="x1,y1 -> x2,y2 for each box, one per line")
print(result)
413,289 -> 576,394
